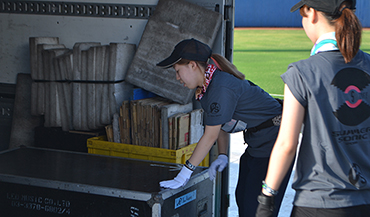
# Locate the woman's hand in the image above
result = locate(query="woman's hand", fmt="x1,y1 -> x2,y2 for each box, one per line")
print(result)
159,166 -> 193,189
208,154 -> 228,181
255,193 -> 275,217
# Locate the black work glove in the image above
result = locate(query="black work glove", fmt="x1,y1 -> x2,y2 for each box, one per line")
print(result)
255,193 -> 274,217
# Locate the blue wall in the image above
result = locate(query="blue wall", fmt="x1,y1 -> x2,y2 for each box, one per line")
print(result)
235,0 -> 370,27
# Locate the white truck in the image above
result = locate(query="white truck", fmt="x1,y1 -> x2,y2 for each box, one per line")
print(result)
0,0 -> 234,216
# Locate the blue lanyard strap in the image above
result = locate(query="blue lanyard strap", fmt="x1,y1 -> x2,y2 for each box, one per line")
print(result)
310,39 -> 338,56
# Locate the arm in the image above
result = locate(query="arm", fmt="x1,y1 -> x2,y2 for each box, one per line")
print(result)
217,129 -> 229,155
256,84 -> 304,216
207,128 -> 229,181
263,84 -> 305,195
188,124 -> 222,166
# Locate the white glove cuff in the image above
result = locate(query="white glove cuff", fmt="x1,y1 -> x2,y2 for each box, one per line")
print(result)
218,154 -> 228,161
177,166 -> 193,178
174,166 -> 193,183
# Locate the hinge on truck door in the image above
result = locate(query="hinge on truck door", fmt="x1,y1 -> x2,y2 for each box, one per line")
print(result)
224,4 -> 232,21
0,1 -> 155,19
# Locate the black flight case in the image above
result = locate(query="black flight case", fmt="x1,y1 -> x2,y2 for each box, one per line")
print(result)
0,147 -> 213,217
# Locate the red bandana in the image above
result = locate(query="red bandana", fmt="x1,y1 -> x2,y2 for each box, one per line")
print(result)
195,64 -> 217,101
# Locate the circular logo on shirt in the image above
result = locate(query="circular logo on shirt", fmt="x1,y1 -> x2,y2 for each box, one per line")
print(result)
331,68 -> 370,126
210,102 -> 221,114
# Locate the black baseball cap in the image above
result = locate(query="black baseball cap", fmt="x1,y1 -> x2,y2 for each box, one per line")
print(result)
156,38 -> 212,68
290,0 -> 356,15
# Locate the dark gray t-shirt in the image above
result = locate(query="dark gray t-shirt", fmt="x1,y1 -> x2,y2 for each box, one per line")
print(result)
200,70 -> 282,157
282,50 -> 370,208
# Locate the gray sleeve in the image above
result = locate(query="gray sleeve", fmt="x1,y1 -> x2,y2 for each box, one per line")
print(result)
281,65 -> 308,108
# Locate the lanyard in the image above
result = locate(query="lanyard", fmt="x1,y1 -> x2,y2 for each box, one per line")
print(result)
310,32 -> 339,56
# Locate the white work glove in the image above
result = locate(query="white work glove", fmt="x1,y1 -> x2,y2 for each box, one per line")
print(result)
208,154 -> 228,181
160,166 -> 193,189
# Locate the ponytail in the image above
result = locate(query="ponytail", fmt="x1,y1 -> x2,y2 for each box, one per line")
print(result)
301,1 -> 362,63
210,54 -> 245,80
334,4 -> 362,63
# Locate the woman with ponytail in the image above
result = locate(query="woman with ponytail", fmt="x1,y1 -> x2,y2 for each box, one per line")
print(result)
256,1 -> 370,217
157,38 -> 292,217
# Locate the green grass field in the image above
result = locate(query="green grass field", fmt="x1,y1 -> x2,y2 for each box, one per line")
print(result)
233,29 -> 370,97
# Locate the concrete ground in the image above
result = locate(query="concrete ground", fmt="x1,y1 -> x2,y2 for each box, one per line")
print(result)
228,132 -> 295,217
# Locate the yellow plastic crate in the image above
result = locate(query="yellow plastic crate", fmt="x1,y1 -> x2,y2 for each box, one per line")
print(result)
87,136 -> 209,167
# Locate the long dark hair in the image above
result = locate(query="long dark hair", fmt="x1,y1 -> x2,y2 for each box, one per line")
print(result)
300,1 -> 362,63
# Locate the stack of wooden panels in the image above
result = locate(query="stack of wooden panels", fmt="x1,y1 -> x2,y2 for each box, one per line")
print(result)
168,112 -> 190,150
168,108 -> 204,150
107,97 -> 203,150
130,97 -> 171,148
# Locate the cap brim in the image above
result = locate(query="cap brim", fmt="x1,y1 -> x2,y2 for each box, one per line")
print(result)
290,1 -> 305,12
156,57 -> 182,69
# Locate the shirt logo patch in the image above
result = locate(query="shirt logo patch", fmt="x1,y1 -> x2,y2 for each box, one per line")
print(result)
210,103 -> 221,114
331,68 -> 370,126
348,163 -> 367,188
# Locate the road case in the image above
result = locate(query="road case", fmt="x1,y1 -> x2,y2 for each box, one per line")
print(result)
0,147 -> 213,217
